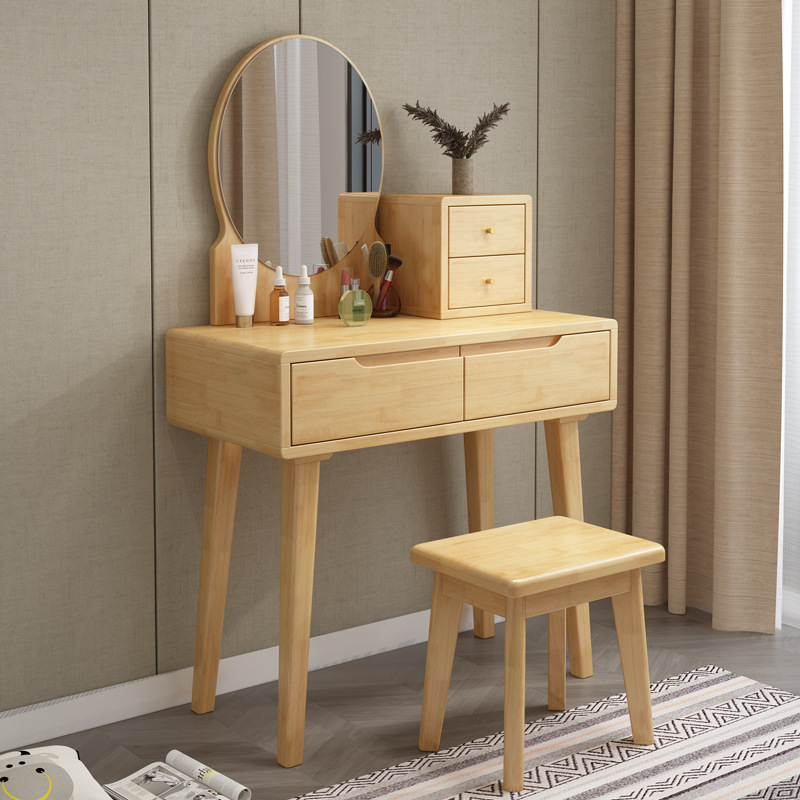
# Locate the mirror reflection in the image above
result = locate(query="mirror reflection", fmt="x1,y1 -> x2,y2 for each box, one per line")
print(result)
218,37 -> 382,276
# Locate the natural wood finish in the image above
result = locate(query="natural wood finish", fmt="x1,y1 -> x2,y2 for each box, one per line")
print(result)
191,439 -> 243,713
166,313 -> 618,459
547,609 -> 566,711
448,204 -> 526,258
208,36 -> 382,324
503,597 -> 527,792
411,517 -> 664,597
377,194 -> 533,319
448,255 -> 526,309
418,573 -> 464,752
413,517 -> 665,792
168,310 -> 620,767
463,429 -> 495,638
544,417 -> 593,678
612,569 -> 655,744
291,350 -> 464,445
464,331 -> 611,420
277,457 -> 326,767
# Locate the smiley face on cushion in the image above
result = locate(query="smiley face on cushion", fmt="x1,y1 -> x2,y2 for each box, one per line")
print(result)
0,751 -> 75,800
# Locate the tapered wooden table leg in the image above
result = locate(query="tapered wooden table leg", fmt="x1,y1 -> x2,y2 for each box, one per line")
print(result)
192,438 -> 243,714
544,417 -> 593,678
464,429 -> 495,638
277,456 -> 328,768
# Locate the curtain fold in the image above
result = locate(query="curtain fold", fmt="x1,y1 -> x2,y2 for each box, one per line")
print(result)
613,0 -> 783,633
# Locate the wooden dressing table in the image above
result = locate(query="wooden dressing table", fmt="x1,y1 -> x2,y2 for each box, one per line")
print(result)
165,310 -> 618,767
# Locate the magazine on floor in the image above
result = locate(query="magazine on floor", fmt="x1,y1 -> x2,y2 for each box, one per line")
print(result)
103,750 -> 251,800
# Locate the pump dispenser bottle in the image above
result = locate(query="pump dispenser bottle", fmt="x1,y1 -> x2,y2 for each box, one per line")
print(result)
294,265 -> 314,324
269,266 -> 290,325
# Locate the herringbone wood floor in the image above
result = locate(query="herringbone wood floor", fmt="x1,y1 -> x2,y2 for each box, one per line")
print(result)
34,601 -> 800,799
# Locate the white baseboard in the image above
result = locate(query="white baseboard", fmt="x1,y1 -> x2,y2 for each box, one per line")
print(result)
0,606 -> 478,752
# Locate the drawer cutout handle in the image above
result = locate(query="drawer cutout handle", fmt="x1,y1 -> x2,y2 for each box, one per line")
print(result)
354,346 -> 461,368
461,336 -> 562,357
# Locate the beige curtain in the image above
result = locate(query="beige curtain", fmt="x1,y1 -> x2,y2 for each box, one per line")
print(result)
613,0 -> 783,633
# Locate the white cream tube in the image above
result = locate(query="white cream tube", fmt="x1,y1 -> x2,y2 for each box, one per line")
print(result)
230,243 -> 259,327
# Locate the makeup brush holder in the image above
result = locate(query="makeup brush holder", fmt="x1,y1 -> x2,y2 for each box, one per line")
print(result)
368,283 -> 401,317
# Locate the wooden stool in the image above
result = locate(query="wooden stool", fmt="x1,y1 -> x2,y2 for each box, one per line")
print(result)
411,516 -> 665,792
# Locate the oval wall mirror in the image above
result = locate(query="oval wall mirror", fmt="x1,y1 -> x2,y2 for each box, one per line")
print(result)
208,35 -> 383,324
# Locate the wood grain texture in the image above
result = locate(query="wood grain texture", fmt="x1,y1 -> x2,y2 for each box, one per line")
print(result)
377,195 -> 532,319
277,457 -> 325,767
503,597 -> 527,792
544,417 -> 592,677
612,569 -> 654,744
464,429 -> 496,638
464,331 -> 611,420
192,439 -> 243,713
291,351 -> 464,444
418,573 -> 464,752
166,313 -> 617,458
547,608 -> 567,710
411,517 -> 664,598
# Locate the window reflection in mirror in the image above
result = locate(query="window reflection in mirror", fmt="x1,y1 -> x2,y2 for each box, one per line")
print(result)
218,37 -> 382,277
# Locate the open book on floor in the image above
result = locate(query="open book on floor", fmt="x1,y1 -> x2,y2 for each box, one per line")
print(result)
0,745 -> 108,799
104,750 -> 251,800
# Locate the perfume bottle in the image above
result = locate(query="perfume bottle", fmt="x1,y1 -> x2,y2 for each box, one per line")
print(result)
338,278 -> 372,326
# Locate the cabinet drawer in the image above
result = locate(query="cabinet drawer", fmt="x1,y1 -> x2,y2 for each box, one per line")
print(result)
292,348 -> 464,444
449,205 -> 526,257
463,332 -> 611,419
448,254 -> 526,309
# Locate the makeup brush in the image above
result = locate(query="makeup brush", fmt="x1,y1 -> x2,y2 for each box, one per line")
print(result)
376,256 -> 402,311
324,237 -> 339,266
320,238 -> 332,267
368,242 -> 388,293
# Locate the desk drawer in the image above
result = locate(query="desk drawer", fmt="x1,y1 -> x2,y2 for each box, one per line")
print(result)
449,205 -> 526,258
463,332 -> 611,419
448,254 -> 526,309
292,347 -> 464,444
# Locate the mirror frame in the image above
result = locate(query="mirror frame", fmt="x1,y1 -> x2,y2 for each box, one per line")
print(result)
208,34 -> 384,324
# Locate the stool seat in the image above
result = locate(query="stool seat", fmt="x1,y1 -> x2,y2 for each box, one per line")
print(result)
411,516 -> 665,597
412,516 -> 665,793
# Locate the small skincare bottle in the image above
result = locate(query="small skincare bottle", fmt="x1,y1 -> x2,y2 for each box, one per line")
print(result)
294,265 -> 314,324
338,278 -> 372,327
270,266 -> 290,325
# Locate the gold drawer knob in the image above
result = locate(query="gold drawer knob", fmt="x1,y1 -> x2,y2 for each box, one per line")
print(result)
485,227 -> 495,234
485,278 -> 495,285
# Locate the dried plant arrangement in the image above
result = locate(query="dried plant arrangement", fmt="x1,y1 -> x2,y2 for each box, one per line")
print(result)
402,101 -> 510,159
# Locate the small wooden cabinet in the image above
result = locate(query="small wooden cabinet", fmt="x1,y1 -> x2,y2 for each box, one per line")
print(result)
377,194 -> 533,319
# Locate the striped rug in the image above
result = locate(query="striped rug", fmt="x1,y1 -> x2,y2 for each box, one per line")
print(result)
292,666 -> 800,799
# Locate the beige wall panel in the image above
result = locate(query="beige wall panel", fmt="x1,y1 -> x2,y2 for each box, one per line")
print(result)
536,0 -> 616,527
150,1 -> 300,672
0,1 -> 154,709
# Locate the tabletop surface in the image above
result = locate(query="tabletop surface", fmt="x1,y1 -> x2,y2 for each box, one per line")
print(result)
166,311 -> 617,364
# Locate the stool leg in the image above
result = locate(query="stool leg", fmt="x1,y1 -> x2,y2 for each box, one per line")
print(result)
419,573 -> 463,752
611,569 -> 654,745
547,609 -> 566,711
504,598 -> 527,792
